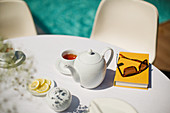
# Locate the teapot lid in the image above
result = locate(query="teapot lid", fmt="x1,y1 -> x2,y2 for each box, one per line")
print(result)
78,49 -> 102,64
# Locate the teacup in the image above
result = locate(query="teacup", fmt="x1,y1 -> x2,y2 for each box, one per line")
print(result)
56,49 -> 77,75
0,42 -> 15,62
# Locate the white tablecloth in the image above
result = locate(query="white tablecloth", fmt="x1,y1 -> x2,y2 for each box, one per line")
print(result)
1,35 -> 170,113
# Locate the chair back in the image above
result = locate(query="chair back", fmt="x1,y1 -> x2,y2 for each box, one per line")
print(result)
0,0 -> 37,39
91,0 -> 158,63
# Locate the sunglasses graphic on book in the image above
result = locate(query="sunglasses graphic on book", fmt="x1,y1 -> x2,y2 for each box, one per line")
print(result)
117,54 -> 149,77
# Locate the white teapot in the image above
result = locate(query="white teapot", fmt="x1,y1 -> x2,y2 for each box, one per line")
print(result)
65,47 -> 114,89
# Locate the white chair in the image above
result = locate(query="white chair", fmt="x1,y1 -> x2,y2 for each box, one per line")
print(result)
90,0 -> 158,63
0,0 -> 37,39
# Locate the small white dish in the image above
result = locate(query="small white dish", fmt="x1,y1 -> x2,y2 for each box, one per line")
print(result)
27,79 -> 55,97
88,98 -> 138,113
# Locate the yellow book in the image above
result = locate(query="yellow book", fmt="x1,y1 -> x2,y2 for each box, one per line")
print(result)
114,52 -> 149,89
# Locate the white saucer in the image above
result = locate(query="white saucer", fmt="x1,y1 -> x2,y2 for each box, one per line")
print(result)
89,98 -> 138,113
27,79 -> 55,97
0,51 -> 26,68
55,59 -> 71,75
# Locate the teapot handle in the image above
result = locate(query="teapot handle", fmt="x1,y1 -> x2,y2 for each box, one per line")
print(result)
101,47 -> 114,67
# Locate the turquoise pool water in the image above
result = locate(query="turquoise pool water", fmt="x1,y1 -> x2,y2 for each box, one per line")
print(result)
146,0 -> 170,23
25,0 -> 170,38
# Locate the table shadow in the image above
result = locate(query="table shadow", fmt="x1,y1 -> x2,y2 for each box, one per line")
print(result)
53,80 -> 57,87
94,69 -> 115,90
93,64 -> 152,90
63,95 -> 80,112
148,63 -> 152,89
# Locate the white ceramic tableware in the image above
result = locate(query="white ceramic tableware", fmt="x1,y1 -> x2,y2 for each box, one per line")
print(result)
46,87 -> 72,112
27,79 -> 55,97
56,49 -> 77,75
65,47 -> 114,89
88,98 -> 138,113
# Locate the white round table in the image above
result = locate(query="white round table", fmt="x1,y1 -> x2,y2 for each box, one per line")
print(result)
1,35 -> 170,113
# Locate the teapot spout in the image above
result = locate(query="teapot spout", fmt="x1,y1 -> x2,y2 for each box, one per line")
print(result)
65,65 -> 80,82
